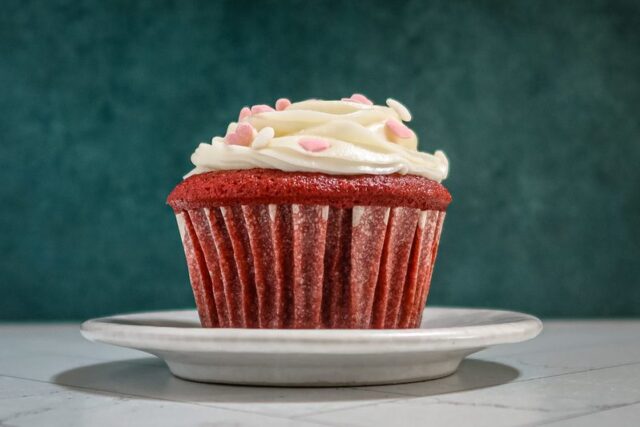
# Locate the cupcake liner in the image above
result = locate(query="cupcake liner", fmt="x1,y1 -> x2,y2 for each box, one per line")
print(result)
176,204 -> 445,329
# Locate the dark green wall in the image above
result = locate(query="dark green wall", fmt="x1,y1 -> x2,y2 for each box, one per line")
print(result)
1,0 -> 639,320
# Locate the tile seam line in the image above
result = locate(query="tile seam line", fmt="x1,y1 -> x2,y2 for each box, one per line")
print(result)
487,338 -> 640,358
0,352 -> 153,364
512,359 -> 640,385
292,396 -> 424,420
296,397 -> 640,425
0,373 -> 316,422
295,392 -> 535,421
518,400 -> 640,427
346,359 -> 640,398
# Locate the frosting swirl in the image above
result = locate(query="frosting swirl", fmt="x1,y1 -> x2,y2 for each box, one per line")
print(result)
187,95 -> 449,182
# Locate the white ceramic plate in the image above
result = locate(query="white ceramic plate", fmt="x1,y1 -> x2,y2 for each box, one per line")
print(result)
81,307 -> 542,386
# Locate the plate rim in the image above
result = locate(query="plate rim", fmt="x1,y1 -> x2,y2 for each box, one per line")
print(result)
81,307 -> 543,355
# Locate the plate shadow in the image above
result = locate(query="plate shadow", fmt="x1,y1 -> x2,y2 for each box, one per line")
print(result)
52,357 -> 519,404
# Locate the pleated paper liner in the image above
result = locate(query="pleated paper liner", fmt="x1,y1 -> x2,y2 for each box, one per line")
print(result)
176,204 -> 445,329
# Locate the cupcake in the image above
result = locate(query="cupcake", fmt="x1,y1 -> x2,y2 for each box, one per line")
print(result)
167,94 -> 450,329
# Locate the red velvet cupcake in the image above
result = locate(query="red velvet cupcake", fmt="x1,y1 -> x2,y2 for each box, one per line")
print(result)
168,95 -> 451,329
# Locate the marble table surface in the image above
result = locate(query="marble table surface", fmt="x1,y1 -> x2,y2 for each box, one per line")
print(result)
1,320 -> 639,427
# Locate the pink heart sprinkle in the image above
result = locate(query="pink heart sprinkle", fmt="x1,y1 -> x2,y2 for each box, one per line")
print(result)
225,123 -> 254,146
225,132 -> 240,145
251,104 -> 276,114
341,93 -> 373,105
236,122 -> 253,138
385,118 -> 413,139
238,107 -> 251,121
298,138 -> 331,152
275,98 -> 292,111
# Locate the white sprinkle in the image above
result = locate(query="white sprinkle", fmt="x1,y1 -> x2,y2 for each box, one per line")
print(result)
252,126 -> 275,149
386,98 -> 412,122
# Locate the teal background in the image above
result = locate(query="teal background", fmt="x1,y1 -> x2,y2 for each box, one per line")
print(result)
1,0 -> 639,320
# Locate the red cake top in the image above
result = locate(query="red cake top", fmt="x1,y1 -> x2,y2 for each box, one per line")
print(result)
168,169 -> 451,211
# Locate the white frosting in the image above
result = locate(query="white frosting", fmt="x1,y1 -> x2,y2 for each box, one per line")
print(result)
187,98 -> 449,182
